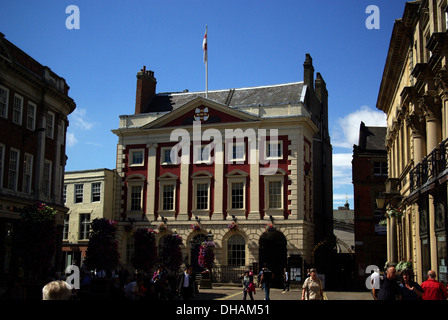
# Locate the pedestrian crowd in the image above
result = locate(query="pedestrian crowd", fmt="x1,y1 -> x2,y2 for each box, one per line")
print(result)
371,266 -> 448,300
40,261 -> 448,301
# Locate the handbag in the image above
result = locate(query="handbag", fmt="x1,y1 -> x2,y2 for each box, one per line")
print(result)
248,282 -> 255,292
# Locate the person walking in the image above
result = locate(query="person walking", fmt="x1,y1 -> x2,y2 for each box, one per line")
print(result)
260,264 -> 274,300
177,265 -> 194,300
240,270 -> 255,300
370,268 -> 381,300
301,268 -> 323,300
282,268 -> 290,292
399,269 -> 423,300
421,270 -> 448,300
377,266 -> 400,300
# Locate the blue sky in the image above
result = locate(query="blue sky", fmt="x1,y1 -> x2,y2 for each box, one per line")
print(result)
0,0 -> 408,209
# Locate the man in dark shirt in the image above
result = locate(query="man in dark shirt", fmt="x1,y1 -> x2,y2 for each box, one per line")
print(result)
378,266 -> 401,300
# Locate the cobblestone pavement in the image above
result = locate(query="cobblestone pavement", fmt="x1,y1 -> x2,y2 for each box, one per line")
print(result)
193,285 -> 373,301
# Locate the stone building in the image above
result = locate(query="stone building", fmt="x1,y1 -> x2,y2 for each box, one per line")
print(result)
0,33 -> 76,287
376,0 -> 448,283
62,169 -> 119,270
112,54 -> 333,287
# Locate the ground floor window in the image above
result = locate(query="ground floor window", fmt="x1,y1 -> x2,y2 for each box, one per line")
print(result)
227,234 -> 245,266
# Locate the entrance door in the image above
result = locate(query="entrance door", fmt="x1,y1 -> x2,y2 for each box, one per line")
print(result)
259,230 -> 287,288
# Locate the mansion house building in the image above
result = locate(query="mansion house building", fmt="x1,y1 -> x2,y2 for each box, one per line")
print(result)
113,54 -> 333,286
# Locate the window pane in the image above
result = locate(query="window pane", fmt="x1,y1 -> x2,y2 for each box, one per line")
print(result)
12,95 -> 22,124
231,182 -> 244,209
131,185 -> 142,211
268,181 -> 282,209
0,87 -> 7,118
8,150 -> 19,190
196,183 -> 208,209
132,151 -> 143,165
92,183 -> 101,202
268,142 -> 282,158
75,184 -> 83,203
79,214 -> 91,239
162,184 -> 174,210
228,235 -> 245,266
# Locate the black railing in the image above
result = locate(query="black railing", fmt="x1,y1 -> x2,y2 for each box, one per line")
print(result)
410,139 -> 448,193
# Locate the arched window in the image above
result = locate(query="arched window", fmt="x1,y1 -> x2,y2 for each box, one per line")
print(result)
227,234 -> 245,266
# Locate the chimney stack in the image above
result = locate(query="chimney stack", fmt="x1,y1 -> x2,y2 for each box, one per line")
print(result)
135,66 -> 157,114
303,53 -> 314,91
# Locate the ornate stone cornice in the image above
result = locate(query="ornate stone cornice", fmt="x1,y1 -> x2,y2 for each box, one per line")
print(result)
406,113 -> 425,137
418,94 -> 441,120
434,69 -> 448,98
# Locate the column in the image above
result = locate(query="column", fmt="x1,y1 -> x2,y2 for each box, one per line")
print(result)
407,113 -> 425,282
214,142 -> 224,220
146,143 -> 157,219
420,96 -> 442,272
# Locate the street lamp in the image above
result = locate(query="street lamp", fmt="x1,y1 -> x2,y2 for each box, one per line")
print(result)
376,192 -> 386,210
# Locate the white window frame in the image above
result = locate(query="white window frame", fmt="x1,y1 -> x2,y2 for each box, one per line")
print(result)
129,148 -> 145,167
0,85 -> 9,119
26,101 -> 36,131
191,171 -> 212,216
126,174 -> 146,214
157,172 -> 178,215
264,172 -> 285,215
79,213 -> 91,240
227,141 -> 246,163
12,94 -> 23,125
8,148 -> 20,191
193,144 -> 212,164
226,170 -> 248,216
265,140 -> 283,160
22,153 -> 33,194
91,182 -> 101,202
160,146 -> 177,165
46,111 -> 55,139
74,184 -> 84,203
128,183 -> 144,213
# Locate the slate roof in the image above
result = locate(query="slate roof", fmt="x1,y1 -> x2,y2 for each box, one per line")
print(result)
358,122 -> 387,151
142,82 -> 306,113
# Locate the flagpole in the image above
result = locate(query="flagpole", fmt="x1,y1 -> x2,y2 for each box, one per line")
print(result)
205,25 -> 208,98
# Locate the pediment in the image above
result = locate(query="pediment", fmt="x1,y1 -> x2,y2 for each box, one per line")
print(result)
141,97 -> 260,130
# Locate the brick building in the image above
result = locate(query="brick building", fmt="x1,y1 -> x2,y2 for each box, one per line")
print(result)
0,33 -> 76,287
352,121 -> 387,288
112,54 -> 334,287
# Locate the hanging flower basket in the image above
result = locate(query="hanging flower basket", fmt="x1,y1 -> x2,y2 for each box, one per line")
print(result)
396,260 -> 412,271
386,208 -> 403,219
198,241 -> 215,269
227,221 -> 238,232
158,223 -> 168,233
191,223 -> 201,232
264,223 -> 275,233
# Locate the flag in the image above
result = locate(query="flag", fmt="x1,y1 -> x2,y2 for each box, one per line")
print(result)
202,26 -> 207,64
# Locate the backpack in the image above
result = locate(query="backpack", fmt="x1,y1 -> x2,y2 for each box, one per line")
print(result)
262,269 -> 272,283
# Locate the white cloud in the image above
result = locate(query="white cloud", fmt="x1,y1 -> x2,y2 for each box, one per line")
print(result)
70,108 -> 95,130
66,132 -> 78,147
332,105 -> 386,149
